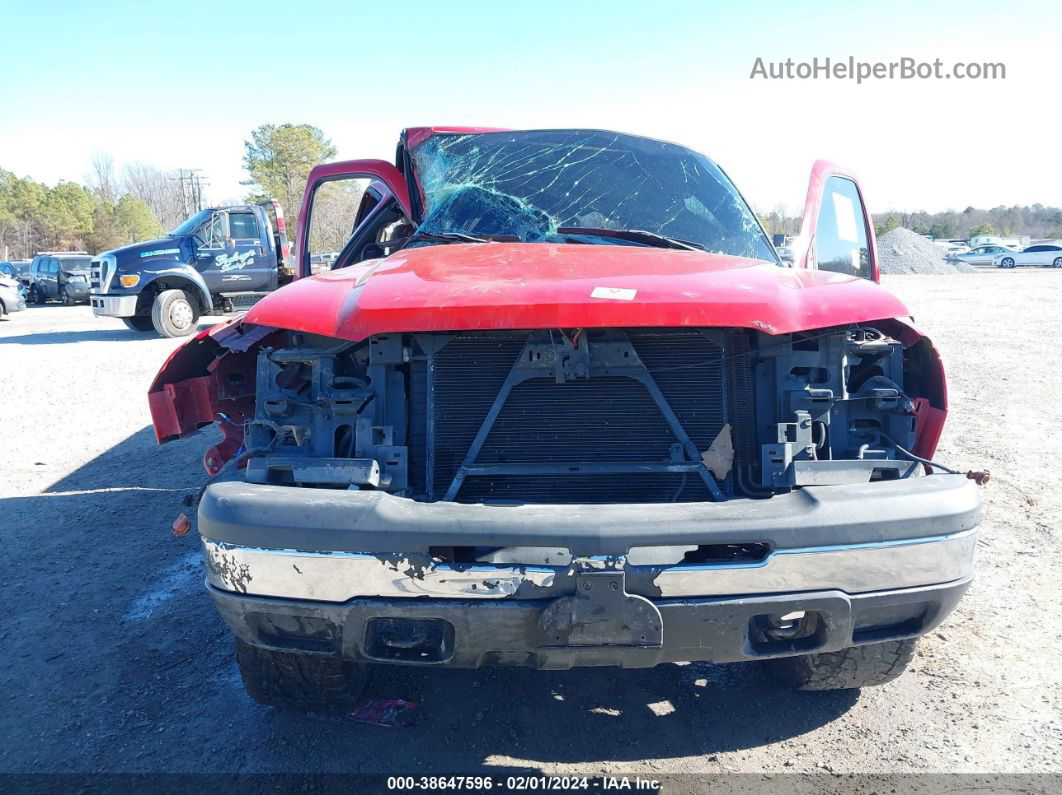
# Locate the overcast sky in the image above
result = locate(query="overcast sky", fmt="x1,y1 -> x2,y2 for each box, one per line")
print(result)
1,0 -> 1058,214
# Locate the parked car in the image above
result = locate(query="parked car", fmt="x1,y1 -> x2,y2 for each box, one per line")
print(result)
932,241 -> 969,256
993,243 -> 1062,268
955,244 -> 1018,266
90,201 -> 292,337
970,234 -> 1028,250
149,127 -> 982,707
0,273 -> 26,318
27,252 -> 93,304
0,260 -> 31,283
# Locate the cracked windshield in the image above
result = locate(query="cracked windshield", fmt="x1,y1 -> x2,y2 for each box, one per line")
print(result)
412,129 -> 777,261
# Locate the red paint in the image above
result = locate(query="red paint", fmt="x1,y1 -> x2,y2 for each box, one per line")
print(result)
295,160 -> 411,278
245,243 -> 909,342
794,160 -> 881,282
149,375 -> 215,443
403,126 -> 509,152
149,128 -> 949,467
912,398 -> 947,462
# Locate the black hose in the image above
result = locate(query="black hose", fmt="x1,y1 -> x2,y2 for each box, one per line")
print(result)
185,447 -> 272,507
876,432 -> 961,475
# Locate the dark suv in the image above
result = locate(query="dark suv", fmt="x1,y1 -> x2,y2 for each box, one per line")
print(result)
28,253 -> 93,305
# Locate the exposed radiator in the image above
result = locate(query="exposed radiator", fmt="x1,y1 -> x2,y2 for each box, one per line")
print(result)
416,329 -> 732,504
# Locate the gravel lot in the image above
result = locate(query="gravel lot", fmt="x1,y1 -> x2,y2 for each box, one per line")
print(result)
1,272 -> 1060,782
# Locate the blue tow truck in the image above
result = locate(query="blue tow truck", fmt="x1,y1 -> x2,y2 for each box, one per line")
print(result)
90,201 -> 292,337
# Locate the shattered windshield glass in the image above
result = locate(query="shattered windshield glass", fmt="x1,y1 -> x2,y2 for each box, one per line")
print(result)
411,130 -> 777,261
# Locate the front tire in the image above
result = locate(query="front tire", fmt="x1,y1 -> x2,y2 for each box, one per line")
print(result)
999,257 -> 1015,269
121,316 -> 155,332
235,638 -> 368,710
768,638 -> 917,691
1053,257 -> 1062,269
60,287 -> 73,306
151,289 -> 199,337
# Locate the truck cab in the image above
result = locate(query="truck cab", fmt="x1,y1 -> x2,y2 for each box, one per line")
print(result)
90,202 -> 291,336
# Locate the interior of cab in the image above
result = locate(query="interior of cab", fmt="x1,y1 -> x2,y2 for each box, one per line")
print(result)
310,181 -> 414,271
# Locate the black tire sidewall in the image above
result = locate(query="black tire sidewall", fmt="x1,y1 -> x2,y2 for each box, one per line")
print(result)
122,316 -> 154,332
235,638 -> 368,710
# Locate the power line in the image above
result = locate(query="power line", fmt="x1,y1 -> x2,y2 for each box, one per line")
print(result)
170,168 -> 210,216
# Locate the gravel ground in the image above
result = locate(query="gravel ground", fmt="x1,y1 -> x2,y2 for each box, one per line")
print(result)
1,273 -> 1060,782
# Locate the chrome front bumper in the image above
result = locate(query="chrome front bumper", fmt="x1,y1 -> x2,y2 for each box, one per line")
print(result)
90,294 -> 137,317
202,529 -> 976,602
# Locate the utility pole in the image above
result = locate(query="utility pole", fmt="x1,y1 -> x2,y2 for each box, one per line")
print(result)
171,169 -> 209,217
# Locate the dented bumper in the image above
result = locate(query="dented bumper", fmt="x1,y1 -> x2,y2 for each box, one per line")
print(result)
199,474 -> 980,666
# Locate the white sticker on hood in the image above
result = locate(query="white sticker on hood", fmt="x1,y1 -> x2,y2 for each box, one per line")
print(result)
591,286 -> 637,301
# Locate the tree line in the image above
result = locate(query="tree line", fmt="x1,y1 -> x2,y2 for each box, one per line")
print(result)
0,123 -> 336,261
872,205 -> 1062,241
7,122 -> 1060,261
758,202 -> 1062,242
0,156 -> 175,260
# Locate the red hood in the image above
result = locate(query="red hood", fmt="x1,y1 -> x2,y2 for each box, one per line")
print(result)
244,243 -> 910,341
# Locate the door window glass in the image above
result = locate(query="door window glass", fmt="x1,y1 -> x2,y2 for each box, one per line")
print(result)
305,178 -> 370,273
198,214 -> 225,247
229,212 -> 259,240
814,177 -> 870,278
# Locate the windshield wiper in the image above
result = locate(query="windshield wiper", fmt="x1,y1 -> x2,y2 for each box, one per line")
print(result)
556,227 -> 703,251
398,231 -> 489,249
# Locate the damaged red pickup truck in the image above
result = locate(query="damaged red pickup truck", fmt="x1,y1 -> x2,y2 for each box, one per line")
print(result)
149,128 -> 982,708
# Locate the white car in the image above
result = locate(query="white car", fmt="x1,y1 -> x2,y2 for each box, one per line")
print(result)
956,244 -> 1017,266
994,243 -> 1062,269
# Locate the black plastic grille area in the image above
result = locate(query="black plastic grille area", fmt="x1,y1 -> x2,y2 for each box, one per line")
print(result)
424,330 -> 727,504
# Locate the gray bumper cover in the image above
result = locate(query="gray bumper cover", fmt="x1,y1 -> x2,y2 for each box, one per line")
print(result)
199,474 -> 982,556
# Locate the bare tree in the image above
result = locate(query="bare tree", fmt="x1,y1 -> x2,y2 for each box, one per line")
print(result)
89,152 -> 119,202
122,162 -> 186,229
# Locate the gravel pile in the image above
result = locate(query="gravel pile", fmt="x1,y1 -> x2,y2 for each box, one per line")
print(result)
877,227 -> 975,274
